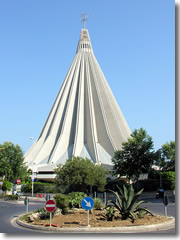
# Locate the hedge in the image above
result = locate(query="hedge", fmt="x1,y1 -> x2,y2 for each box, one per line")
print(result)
22,182 -> 56,193
0,194 -> 18,201
133,171 -> 175,191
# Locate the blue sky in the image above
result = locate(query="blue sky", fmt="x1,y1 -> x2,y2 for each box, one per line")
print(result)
0,0 -> 175,154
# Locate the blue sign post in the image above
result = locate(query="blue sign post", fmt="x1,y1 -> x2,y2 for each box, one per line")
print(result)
81,197 -> 94,210
81,197 -> 94,226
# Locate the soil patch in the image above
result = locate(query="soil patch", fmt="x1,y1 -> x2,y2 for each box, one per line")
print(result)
21,209 -> 171,228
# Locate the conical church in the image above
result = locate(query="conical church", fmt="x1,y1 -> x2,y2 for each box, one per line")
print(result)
25,22 -> 131,181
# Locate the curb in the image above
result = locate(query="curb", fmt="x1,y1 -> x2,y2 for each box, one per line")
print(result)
0,199 -> 44,205
16,216 -> 175,233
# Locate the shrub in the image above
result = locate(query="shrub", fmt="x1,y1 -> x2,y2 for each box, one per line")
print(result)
23,182 -> 56,193
107,185 -> 153,221
6,195 -> 18,201
2,180 -> 12,191
23,183 -> 32,193
0,194 -> 5,199
134,171 -> 175,191
0,194 -> 18,201
68,192 -> 87,208
105,206 -> 117,221
93,198 -> 105,210
137,208 -> 150,218
161,172 -> 175,190
54,194 -> 69,214
19,213 -> 31,221
34,208 -> 56,220
133,180 -> 160,192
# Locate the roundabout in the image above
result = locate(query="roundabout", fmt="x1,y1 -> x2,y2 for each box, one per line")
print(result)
15,211 -> 175,233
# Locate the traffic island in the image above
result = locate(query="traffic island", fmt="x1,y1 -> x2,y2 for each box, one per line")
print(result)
16,210 -> 175,233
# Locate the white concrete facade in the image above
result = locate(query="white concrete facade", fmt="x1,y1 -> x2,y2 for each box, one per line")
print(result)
24,28 -> 131,179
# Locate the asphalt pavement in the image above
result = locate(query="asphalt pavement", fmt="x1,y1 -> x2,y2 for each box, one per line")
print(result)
0,199 -> 45,233
140,196 -> 175,218
0,196 -> 176,234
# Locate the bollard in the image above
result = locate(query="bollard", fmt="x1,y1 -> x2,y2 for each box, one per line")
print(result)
163,195 -> 168,217
24,197 -> 29,213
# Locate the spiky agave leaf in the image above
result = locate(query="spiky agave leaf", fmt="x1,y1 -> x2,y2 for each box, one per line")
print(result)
123,185 -> 128,201
108,189 -> 122,209
127,188 -> 144,212
136,188 -> 144,195
127,185 -> 134,209
116,185 -> 124,198
129,211 -> 137,220
116,185 -> 126,209
135,207 -> 153,216
128,200 -> 146,213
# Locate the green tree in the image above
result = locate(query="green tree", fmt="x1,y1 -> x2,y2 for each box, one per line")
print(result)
2,179 -> 12,191
112,128 -> 156,182
0,141 -> 29,182
161,141 -> 175,171
55,156 -> 106,193
161,171 -> 175,190
154,141 -> 175,172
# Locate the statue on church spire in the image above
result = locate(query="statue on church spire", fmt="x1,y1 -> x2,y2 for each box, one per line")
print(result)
80,13 -> 89,29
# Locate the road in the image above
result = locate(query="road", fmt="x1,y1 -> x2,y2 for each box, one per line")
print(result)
138,196 -> 176,233
140,196 -> 175,218
0,196 -> 176,234
0,199 -> 45,233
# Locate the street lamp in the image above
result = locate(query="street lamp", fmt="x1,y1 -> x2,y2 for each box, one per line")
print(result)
0,148 -> 5,193
29,137 -> 35,198
31,163 -> 35,198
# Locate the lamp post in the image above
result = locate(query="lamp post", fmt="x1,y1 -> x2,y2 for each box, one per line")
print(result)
29,137 -> 35,198
0,148 -> 5,194
31,163 -> 35,198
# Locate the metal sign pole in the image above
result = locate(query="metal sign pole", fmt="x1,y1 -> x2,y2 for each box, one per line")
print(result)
32,178 -> 34,199
50,212 -> 52,227
164,206 -> 167,217
87,210 -> 89,226
26,199 -> 28,213
81,197 -> 94,227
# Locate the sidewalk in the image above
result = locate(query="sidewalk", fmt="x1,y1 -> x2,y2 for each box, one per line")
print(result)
21,196 -> 46,201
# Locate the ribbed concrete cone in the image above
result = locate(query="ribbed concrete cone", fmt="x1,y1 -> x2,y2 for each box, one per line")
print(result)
24,28 -> 131,178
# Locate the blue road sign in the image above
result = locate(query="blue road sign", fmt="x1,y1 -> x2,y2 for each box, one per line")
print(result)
81,197 -> 94,210
31,176 -> 35,182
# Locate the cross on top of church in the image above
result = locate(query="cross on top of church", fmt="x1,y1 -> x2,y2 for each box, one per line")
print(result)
80,13 -> 89,29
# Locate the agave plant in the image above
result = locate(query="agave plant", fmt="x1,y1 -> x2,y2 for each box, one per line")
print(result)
107,185 -> 153,221
105,206 -> 117,221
